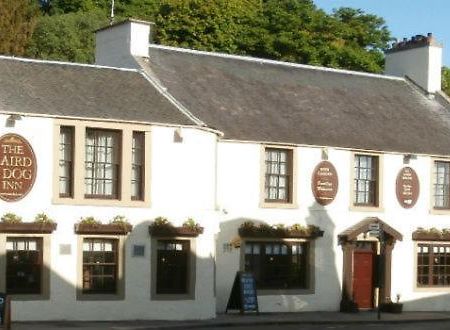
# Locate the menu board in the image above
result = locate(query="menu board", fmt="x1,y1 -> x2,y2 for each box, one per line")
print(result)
311,161 -> 338,205
226,272 -> 259,314
396,167 -> 419,208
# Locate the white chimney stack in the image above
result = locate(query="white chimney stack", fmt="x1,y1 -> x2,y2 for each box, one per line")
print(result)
95,19 -> 153,68
385,33 -> 443,94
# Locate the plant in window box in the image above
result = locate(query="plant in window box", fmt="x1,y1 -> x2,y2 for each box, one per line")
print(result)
109,215 -> 133,232
74,216 -> 132,235
380,294 -> 403,313
412,227 -> 450,241
149,217 -> 203,237
0,212 -> 57,233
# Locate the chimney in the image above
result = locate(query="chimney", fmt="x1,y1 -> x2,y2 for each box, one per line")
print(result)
95,19 -> 154,69
385,33 -> 443,93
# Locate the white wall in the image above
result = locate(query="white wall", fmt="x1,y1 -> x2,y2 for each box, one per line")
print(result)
0,115 -> 217,321
215,140 -> 450,312
385,45 -> 442,93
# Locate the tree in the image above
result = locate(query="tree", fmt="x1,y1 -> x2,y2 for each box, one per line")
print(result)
26,10 -> 108,63
0,0 -> 40,56
443,67 -> 450,96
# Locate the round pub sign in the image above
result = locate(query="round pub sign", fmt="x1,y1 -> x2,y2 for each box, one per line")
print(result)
311,161 -> 338,206
396,167 -> 419,208
0,134 -> 37,202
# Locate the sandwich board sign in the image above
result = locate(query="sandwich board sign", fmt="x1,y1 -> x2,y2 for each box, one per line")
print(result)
225,271 -> 259,314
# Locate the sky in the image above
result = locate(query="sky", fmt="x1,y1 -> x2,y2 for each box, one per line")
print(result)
313,0 -> 450,66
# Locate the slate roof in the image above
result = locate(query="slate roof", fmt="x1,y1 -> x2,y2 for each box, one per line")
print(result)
0,56 -> 194,126
142,45 -> 450,155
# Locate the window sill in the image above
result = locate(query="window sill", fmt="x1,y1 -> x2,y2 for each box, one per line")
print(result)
349,204 -> 384,213
76,293 -> 124,301
430,208 -> 450,215
414,286 -> 450,293
256,288 -> 315,296
9,293 -> 49,301
52,197 -> 150,208
259,201 -> 298,209
151,293 -> 195,301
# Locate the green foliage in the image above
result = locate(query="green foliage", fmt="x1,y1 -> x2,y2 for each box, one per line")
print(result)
110,215 -> 130,225
0,0 -> 40,56
442,67 -> 450,96
79,216 -> 101,225
182,218 -> 200,229
26,9 -> 108,63
34,212 -> 55,224
1,213 -> 22,224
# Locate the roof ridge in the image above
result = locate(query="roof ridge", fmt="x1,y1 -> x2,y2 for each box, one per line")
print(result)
148,44 -> 405,82
0,55 -> 138,73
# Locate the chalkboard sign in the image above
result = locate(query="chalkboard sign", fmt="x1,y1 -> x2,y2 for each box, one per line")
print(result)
0,293 -> 6,325
226,271 -> 259,314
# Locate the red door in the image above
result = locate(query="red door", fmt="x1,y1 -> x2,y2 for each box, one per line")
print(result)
353,251 -> 374,309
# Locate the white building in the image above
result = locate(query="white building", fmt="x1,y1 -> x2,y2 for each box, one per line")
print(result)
0,20 -> 450,321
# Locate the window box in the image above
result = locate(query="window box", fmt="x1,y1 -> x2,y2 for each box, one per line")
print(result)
412,229 -> 450,241
149,225 -> 204,237
0,222 -> 57,234
74,223 -> 132,235
238,222 -> 324,239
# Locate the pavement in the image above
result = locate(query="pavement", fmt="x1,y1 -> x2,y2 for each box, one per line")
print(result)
10,311 -> 450,330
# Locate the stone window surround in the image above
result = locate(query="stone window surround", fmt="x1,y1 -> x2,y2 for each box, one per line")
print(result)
259,144 -> 298,209
52,119 -> 151,207
76,234 -> 126,301
413,241 -> 450,292
239,238 -> 315,296
349,151 -> 384,212
0,233 -> 51,301
150,236 -> 197,301
430,157 -> 450,215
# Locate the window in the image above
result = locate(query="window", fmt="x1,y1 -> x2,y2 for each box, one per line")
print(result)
156,240 -> 189,294
354,154 -> 378,206
244,241 -> 308,289
82,238 -> 118,294
85,129 -> 121,199
264,148 -> 293,203
6,237 -> 42,294
59,126 -> 74,197
131,131 -> 144,200
417,244 -> 450,287
434,161 -> 450,209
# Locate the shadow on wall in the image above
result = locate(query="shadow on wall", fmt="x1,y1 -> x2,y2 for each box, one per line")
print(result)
215,201 -> 341,313
1,218 -> 215,322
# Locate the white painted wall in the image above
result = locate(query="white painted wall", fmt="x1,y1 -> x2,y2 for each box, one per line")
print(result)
0,115 -> 217,321
95,21 -> 151,69
385,45 -> 442,93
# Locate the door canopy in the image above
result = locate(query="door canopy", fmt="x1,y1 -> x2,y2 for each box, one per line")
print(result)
338,217 -> 403,244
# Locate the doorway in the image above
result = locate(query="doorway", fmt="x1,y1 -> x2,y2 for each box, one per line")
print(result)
352,243 -> 375,309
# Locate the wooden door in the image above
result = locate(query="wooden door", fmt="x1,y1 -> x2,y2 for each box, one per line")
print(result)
353,251 -> 374,309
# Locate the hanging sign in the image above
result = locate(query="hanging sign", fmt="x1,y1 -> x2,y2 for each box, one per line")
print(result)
311,161 -> 338,205
396,167 -> 419,208
226,271 -> 259,314
0,134 -> 37,202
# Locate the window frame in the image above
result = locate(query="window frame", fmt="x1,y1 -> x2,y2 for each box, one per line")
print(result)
414,242 -> 450,291
52,120 -> 151,207
84,128 -> 122,200
150,237 -> 196,301
240,238 -> 315,295
0,234 -> 51,301
433,160 -> 450,210
350,152 -> 383,211
131,131 -> 145,201
59,125 -> 74,198
260,145 -> 298,209
76,235 -> 125,301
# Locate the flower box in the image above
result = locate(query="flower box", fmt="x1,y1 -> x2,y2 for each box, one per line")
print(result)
412,230 -> 450,241
380,302 -> 403,313
0,222 -> 57,234
74,223 -> 132,235
149,225 -> 204,237
238,227 -> 324,239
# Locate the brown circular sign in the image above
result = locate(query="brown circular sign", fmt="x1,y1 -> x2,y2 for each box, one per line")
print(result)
311,161 -> 338,206
0,134 -> 37,202
396,167 -> 419,208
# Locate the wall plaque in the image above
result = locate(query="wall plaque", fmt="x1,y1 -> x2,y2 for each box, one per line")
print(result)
396,167 -> 419,208
311,160 -> 338,205
0,134 -> 37,202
